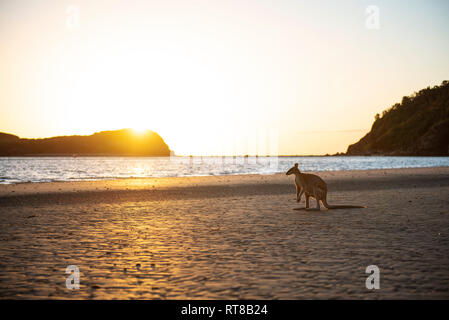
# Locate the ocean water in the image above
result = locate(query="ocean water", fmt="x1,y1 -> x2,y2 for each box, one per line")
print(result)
0,156 -> 449,184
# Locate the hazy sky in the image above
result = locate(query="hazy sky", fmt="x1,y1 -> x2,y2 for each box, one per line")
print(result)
1,0 -> 448,155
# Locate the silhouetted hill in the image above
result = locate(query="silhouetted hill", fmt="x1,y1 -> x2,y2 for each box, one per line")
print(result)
346,81 -> 449,156
0,132 -> 20,144
0,129 -> 171,156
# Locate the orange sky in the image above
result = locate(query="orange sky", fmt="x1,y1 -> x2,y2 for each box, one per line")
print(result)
1,0 -> 448,155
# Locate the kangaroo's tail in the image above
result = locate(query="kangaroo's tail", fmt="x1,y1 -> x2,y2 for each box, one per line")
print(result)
324,204 -> 366,209
322,196 -> 365,209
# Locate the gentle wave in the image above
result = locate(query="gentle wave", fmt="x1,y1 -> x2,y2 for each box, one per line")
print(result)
1,156 -> 449,184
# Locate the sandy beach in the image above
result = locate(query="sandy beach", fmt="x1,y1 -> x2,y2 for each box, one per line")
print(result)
0,167 -> 448,299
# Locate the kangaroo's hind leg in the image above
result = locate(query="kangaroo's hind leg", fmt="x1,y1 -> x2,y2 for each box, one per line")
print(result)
306,188 -> 321,211
315,197 -> 321,210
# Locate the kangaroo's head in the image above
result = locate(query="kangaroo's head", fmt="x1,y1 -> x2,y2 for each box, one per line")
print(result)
286,163 -> 300,175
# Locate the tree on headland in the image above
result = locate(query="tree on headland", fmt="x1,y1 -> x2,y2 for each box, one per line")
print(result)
346,81 -> 449,156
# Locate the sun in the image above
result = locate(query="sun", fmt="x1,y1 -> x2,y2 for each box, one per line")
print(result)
131,126 -> 148,134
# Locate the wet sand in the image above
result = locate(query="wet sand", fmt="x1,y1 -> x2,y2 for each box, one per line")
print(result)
0,167 -> 448,299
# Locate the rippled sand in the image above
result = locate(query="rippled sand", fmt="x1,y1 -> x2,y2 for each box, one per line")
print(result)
0,167 -> 448,299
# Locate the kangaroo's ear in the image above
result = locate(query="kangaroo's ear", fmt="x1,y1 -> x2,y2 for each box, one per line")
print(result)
294,163 -> 298,167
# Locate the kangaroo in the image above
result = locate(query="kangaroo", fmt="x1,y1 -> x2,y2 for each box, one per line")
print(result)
286,163 -> 365,210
